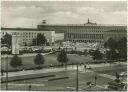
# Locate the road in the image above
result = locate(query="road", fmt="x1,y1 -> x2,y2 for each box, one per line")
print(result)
1,62 -> 126,91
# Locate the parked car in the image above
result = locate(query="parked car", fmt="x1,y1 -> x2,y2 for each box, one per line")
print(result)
108,80 -> 126,91
1,47 -> 9,51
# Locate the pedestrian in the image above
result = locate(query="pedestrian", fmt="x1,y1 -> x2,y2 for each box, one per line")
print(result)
28,85 -> 32,91
50,64 -> 53,68
1,70 -> 4,76
84,64 -> 86,71
94,75 -> 97,85
116,72 -> 120,79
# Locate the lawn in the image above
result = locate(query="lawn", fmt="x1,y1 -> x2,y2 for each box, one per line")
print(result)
1,54 -> 93,71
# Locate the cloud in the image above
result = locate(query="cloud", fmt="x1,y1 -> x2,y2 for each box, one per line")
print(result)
1,1 -> 127,28
1,6 -> 45,28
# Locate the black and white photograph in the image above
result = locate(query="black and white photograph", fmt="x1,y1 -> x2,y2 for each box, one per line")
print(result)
1,0 -> 127,91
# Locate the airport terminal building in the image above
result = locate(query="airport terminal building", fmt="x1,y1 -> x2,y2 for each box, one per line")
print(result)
38,19 -> 127,43
1,19 -> 127,46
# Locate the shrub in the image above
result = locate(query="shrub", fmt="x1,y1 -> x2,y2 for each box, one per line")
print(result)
10,54 -> 22,70
34,53 -> 45,68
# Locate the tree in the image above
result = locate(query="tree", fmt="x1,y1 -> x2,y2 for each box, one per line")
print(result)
116,37 -> 127,50
34,53 -> 45,68
104,38 -> 117,50
117,37 -> 127,60
10,55 -> 22,70
104,37 -> 127,61
106,49 -> 118,61
32,38 -> 37,46
37,33 -> 47,46
57,49 -> 68,66
31,33 -> 47,46
1,33 -> 12,47
92,49 -> 103,60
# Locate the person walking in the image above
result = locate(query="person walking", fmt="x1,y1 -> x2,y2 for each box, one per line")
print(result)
28,85 -> 32,91
1,70 -> 4,76
94,75 -> 97,85
84,64 -> 87,72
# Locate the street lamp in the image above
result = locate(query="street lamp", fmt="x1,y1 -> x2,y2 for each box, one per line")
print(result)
76,63 -> 78,91
94,74 -> 98,85
6,47 -> 9,90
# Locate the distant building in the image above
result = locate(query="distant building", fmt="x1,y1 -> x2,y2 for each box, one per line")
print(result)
1,19 -> 127,46
38,19 -> 126,44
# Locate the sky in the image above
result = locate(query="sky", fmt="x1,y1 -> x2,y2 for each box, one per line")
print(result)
1,1 -> 127,28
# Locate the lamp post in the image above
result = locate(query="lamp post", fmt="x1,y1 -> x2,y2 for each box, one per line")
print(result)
94,75 -> 97,85
36,37 -> 37,46
6,49 -> 9,90
76,63 -> 78,91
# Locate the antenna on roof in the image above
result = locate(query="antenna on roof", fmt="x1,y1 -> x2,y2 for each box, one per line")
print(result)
42,20 -> 46,24
88,18 -> 90,23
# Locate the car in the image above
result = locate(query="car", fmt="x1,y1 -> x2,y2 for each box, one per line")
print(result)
1,47 -> 9,51
108,81 -> 125,91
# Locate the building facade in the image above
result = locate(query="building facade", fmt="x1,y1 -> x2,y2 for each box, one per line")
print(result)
1,19 -> 127,46
1,28 -> 62,46
38,20 -> 127,44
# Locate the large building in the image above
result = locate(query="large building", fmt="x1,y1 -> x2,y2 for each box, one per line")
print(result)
1,28 -> 64,46
1,19 -> 127,46
38,19 -> 127,43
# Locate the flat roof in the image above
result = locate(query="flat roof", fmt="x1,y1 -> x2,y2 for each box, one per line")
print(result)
38,24 -> 126,27
1,28 -> 39,31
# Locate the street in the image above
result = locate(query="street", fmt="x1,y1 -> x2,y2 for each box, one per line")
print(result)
1,62 -> 127,91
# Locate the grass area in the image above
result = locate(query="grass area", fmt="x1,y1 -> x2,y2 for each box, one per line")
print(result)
1,54 -> 93,71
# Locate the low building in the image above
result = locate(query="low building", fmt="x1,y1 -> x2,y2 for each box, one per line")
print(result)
1,28 -> 64,46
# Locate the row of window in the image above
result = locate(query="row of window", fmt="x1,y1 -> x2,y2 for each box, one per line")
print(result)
2,32 -> 43,36
67,33 -> 104,39
67,30 -> 103,33
67,39 -> 103,43
22,35 -> 37,38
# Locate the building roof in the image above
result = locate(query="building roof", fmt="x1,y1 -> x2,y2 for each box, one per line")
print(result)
38,19 -> 126,27
1,27 -> 41,31
38,24 -> 126,27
